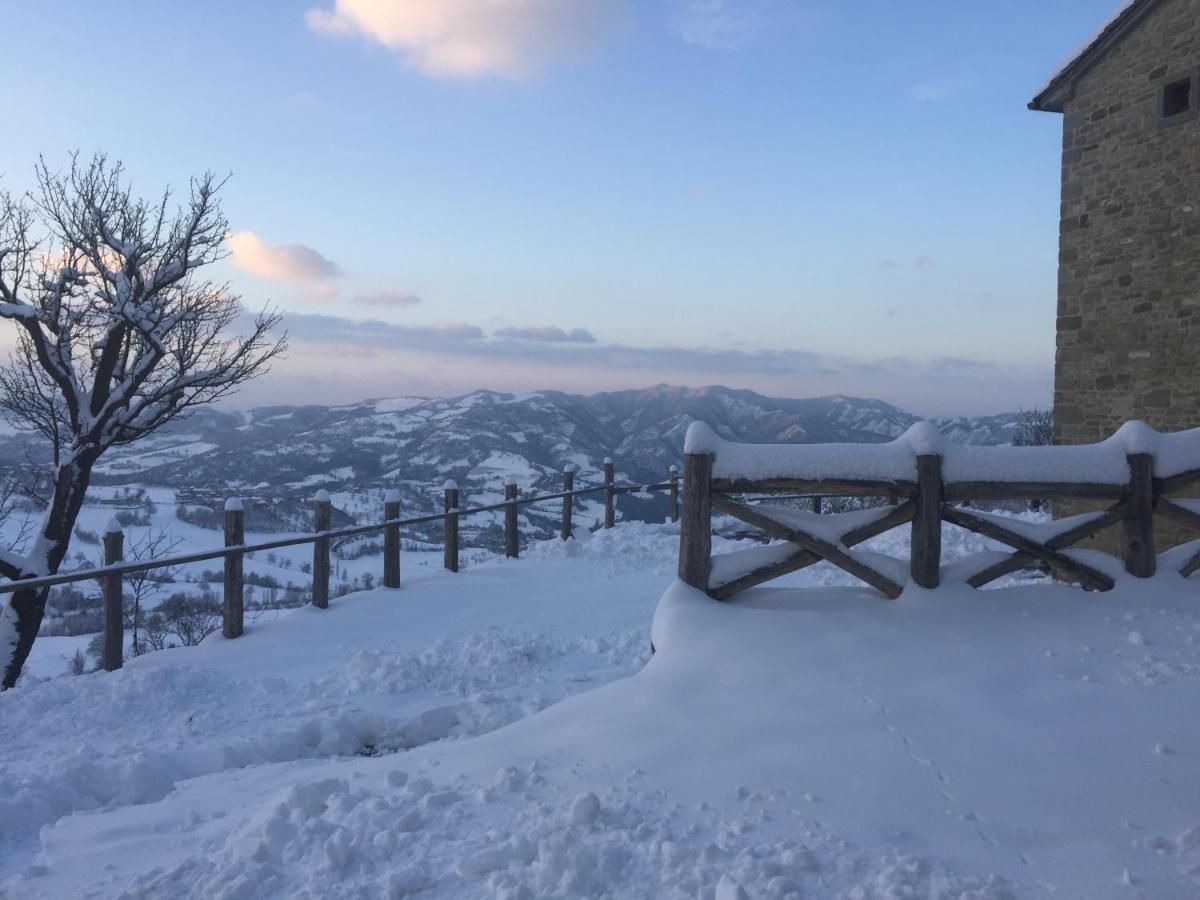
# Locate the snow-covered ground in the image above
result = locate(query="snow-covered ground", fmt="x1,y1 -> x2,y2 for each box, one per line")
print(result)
3,520 -> 1200,898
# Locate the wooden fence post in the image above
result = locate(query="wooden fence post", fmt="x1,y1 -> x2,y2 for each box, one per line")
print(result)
668,465 -> 679,523
911,454 -> 942,589
223,498 -> 245,639
102,519 -> 124,671
1122,453 -> 1156,577
504,478 -> 520,558
561,465 -> 574,540
678,452 -> 713,591
811,496 -> 822,515
312,490 -> 331,608
603,458 -> 615,529
444,480 -> 460,572
383,489 -> 401,589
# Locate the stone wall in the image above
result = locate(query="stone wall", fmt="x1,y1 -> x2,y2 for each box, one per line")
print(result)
1053,0 -> 1200,549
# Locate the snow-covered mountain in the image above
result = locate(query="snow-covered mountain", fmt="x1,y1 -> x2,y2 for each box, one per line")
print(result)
39,385 -> 1024,520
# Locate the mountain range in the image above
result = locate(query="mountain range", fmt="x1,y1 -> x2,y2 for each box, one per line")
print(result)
41,384 -> 1025,526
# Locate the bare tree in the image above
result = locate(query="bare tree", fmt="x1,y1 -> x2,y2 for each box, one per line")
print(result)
0,154 -> 285,688
1013,407 -> 1054,512
93,526 -> 183,657
1012,407 -> 1054,447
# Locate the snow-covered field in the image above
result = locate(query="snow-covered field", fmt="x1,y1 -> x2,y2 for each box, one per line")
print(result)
3,520 -> 1200,898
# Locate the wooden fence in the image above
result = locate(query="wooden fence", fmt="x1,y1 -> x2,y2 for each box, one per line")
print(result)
1,462 -> 682,672
678,433 -> 1200,601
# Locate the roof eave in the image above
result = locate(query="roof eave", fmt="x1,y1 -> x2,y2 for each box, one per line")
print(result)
1027,0 -> 1160,115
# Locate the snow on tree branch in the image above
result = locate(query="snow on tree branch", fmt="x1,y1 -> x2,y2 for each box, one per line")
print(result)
0,153 -> 287,689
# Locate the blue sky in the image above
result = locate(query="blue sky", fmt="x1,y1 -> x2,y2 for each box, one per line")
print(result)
0,0 -> 1121,414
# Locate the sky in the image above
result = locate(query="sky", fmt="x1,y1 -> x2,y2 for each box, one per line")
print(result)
0,0 -> 1123,415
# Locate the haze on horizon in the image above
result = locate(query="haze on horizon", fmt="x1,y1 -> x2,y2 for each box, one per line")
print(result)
0,0 -> 1121,416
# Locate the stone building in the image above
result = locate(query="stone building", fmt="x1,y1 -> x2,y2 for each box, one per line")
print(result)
1031,0 -> 1200,548
1030,0 -> 1199,444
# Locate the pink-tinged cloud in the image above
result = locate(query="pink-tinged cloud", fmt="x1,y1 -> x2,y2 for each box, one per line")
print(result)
227,231 -> 343,282
353,289 -> 422,307
305,0 -> 627,79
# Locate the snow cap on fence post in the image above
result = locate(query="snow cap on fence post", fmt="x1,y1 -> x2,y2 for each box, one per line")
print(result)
902,420 -> 945,458
683,422 -> 719,455
443,479 -> 458,492
563,463 -> 575,474
314,489 -> 331,503
104,516 -> 123,535
603,457 -> 613,466
504,475 -> 518,487
1112,420 -> 1158,456
669,464 -> 678,474
384,489 -> 402,503
224,497 -> 243,513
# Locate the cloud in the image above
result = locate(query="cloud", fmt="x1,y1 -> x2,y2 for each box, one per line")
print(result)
352,289 -> 422,308
494,325 -> 596,343
910,76 -> 974,105
305,0 -> 627,79
283,314 -> 484,350
267,312 -> 1049,414
227,231 -> 343,282
669,0 -> 773,50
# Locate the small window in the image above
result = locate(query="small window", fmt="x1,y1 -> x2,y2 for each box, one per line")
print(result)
1160,70 -> 1199,129
1163,78 -> 1192,117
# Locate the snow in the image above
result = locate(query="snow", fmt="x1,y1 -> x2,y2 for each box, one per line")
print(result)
685,419 -> 1200,484
223,497 -> 244,513
1035,0 -> 1139,100
4,522 -> 1200,898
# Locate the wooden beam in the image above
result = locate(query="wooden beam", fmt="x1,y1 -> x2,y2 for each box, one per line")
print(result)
1122,453 -> 1155,577
503,481 -> 520,559
943,481 -> 1125,502
1155,497 -> 1200,533
839,500 -> 916,545
966,503 -> 1126,587
1181,546 -> 1200,578
102,524 -> 124,671
911,455 -> 942,589
712,495 -> 903,599
678,453 -> 713,591
1156,467 -> 1200,496
383,492 -> 402,587
223,500 -> 245,637
712,477 -> 916,497
709,547 -> 821,600
942,505 -> 1115,592
313,493 -> 332,608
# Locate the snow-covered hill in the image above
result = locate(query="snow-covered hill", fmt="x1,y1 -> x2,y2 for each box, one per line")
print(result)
2,386 -> 1026,536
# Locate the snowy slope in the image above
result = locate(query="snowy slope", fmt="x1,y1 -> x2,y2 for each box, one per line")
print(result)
4,522 -> 1200,898
0,387 -> 1025,537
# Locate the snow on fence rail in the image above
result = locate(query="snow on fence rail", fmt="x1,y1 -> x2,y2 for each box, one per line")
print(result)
0,463 -> 683,673
679,420 -> 1200,601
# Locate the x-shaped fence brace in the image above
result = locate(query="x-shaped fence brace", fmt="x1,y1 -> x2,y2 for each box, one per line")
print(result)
709,496 -> 912,600
681,448 -> 1200,601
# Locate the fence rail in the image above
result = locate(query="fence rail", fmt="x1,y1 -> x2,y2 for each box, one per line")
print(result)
679,426 -> 1200,602
9,464 -> 684,671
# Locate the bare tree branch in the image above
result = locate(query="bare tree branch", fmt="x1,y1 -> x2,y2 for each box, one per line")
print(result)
0,154 -> 286,688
